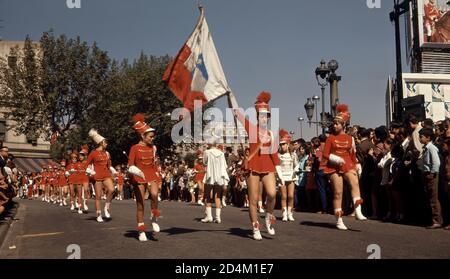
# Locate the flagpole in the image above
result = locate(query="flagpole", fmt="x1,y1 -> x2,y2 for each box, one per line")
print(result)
226,91 -> 245,151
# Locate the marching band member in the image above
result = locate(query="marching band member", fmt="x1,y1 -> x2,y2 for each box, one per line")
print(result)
128,114 -> 161,242
277,129 -> 298,222
58,160 -> 68,206
193,151 -> 206,206
49,165 -> 57,204
41,166 -> 49,202
86,129 -> 115,223
67,151 -> 83,214
79,145 -> 90,211
322,104 -> 367,230
233,91 -> 280,240
115,165 -> 125,201
201,142 -> 229,224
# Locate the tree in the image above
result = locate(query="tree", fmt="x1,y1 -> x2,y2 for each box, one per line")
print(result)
0,31 -> 110,156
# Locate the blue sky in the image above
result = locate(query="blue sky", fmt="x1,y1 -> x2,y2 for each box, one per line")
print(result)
0,0 -> 406,140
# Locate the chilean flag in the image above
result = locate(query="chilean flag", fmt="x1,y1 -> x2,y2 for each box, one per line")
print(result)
163,7 -> 231,112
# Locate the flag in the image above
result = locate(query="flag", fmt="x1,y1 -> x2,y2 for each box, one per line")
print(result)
163,7 -> 231,111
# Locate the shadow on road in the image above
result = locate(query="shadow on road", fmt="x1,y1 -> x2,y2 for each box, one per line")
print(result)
161,227 -> 207,235
124,230 -> 158,242
227,227 -> 251,239
300,221 -> 362,232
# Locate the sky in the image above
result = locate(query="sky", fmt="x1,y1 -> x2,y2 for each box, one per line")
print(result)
0,0 -> 408,140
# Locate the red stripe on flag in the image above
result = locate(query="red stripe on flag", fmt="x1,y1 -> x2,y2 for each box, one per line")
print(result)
163,45 -> 207,112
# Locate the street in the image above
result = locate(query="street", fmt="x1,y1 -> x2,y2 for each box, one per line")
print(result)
0,199 -> 449,259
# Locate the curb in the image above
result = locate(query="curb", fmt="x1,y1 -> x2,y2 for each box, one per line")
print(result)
0,201 -> 19,248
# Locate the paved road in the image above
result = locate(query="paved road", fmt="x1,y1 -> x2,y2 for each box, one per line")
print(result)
0,199 -> 449,259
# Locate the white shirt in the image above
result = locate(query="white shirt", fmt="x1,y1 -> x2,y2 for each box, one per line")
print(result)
203,148 -> 229,186
278,152 -> 298,182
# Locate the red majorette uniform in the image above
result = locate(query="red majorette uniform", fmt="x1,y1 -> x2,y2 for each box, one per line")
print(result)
116,172 -> 124,188
128,113 -> 160,242
322,104 -> 367,230
78,145 -> 90,185
234,92 -> 280,174
128,114 -> 158,185
233,91 -> 280,241
194,150 -> 205,183
58,160 -> 68,187
322,134 -> 357,175
67,155 -> 80,186
85,149 -> 112,181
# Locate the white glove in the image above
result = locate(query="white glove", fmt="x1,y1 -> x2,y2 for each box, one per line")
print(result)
275,165 -> 285,186
128,165 -> 146,180
69,169 -> 76,174
64,171 -> 70,177
329,154 -> 345,166
86,165 -> 96,177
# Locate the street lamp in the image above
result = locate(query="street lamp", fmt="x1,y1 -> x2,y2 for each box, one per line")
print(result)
297,117 -> 304,139
312,95 -> 320,136
315,59 -> 330,135
304,98 -> 315,128
305,98 -> 321,136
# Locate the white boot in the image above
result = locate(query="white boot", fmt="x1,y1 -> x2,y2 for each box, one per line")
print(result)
77,208 -> 83,214
138,223 -> 147,241
287,207 -> 295,222
282,207 -> 288,222
63,198 -> 67,206
214,208 -> 221,224
265,213 -> 276,235
138,231 -> 148,241
83,200 -> 88,211
201,207 -> 213,223
70,203 -> 75,211
335,209 -> 348,230
104,203 -> 111,218
96,211 -> 104,223
258,201 -> 265,213
252,222 -> 262,241
222,196 -> 227,207
353,198 -> 367,221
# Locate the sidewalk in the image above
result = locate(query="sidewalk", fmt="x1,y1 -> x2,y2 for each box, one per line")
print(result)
0,201 -> 19,248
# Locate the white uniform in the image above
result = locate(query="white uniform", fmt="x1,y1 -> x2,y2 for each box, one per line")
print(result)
203,148 -> 229,186
278,152 -> 298,182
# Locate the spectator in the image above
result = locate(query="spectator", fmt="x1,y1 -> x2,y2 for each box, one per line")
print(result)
418,128 -> 443,229
442,137 -> 450,230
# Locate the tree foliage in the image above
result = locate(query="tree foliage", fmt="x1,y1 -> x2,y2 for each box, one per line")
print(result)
0,32 -> 215,164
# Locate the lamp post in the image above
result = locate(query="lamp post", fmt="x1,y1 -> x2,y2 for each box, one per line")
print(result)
297,117 -> 304,139
315,60 -> 330,135
312,95 -> 320,136
327,59 -> 341,117
304,98 -> 320,137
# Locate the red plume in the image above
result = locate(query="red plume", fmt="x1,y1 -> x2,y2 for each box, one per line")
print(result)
132,113 -> 146,124
256,91 -> 271,103
279,129 -> 289,138
336,104 -> 349,114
